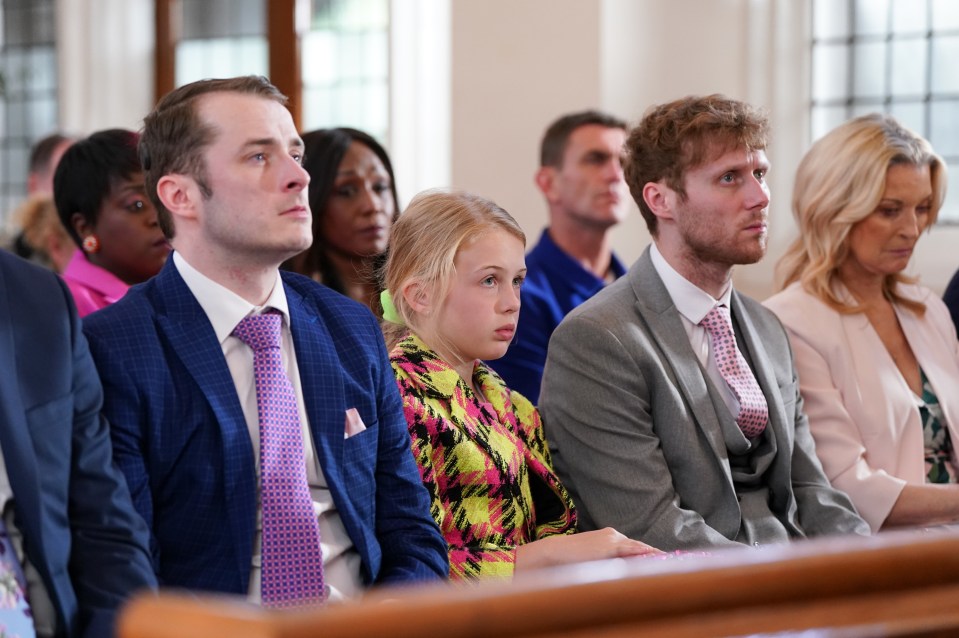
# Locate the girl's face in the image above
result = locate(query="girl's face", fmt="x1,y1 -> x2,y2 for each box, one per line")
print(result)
321,141 -> 395,259
420,228 -> 526,377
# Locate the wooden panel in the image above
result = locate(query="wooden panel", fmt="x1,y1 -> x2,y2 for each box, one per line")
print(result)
119,529 -> 959,638
154,0 -> 177,103
267,0 -> 301,129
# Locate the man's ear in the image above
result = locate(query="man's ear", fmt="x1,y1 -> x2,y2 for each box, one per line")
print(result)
156,174 -> 200,222
642,181 -> 677,223
401,279 -> 432,316
534,166 -> 558,202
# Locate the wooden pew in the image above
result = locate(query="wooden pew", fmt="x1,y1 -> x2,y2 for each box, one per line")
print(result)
118,528 -> 959,638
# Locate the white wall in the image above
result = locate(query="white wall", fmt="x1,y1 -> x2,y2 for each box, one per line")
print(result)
390,0 -> 451,208
449,0 -> 602,245
447,0 -> 959,298
448,0 -> 810,299
56,0 -> 959,296
57,0 -> 155,134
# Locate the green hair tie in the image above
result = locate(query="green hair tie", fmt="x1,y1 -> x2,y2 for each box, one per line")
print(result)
380,289 -> 404,325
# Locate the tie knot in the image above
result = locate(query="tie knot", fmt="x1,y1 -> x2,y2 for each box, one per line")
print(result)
700,304 -> 732,337
233,311 -> 283,353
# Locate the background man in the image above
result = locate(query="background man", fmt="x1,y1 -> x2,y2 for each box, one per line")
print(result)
8,133 -> 75,268
540,95 -> 869,550
488,110 -> 629,403
0,248 -> 155,637
84,76 -> 447,606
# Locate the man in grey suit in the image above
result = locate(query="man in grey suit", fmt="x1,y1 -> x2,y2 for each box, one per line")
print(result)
539,94 -> 870,551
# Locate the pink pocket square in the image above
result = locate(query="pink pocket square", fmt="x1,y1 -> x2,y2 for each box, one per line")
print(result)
344,408 -> 367,439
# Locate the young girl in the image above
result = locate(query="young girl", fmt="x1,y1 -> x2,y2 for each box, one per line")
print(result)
381,190 -> 660,580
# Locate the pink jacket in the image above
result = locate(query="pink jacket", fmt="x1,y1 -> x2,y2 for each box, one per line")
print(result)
765,282 -> 959,531
61,249 -> 129,317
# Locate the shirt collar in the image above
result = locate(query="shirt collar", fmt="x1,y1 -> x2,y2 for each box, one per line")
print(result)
649,241 -> 733,324
172,251 -> 290,344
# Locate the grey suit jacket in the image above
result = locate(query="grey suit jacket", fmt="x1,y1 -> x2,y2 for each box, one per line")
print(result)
539,247 -> 869,551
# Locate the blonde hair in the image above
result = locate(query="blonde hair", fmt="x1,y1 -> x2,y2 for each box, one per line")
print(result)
777,113 -> 946,315
16,195 -> 73,273
381,189 -> 525,351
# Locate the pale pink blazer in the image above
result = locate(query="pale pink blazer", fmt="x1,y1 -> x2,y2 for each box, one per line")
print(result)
764,282 -> 959,532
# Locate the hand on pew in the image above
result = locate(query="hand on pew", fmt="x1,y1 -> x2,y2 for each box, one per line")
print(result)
514,527 -> 662,572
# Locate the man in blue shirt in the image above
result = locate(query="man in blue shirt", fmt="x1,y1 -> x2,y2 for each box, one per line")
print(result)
489,110 -> 629,403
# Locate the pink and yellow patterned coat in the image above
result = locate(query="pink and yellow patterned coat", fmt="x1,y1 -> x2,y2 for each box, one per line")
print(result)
390,334 -> 576,581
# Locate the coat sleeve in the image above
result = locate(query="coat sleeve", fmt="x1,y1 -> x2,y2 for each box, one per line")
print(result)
83,317 -> 161,570
57,277 -> 157,636
778,330 -> 874,537
368,334 -> 450,585
396,375 -> 523,580
765,292 -> 906,532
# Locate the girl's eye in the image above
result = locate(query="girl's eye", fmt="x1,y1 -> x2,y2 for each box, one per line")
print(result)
127,200 -> 145,213
512,276 -> 525,287
720,173 -> 735,183
482,276 -> 496,286
336,185 -> 357,197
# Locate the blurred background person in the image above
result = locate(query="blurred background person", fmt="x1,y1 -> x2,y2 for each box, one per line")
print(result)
54,128 -> 170,317
488,110 -> 629,404
6,132 -> 74,262
940,266 -> 959,335
284,127 -> 398,312
765,113 -> 959,533
12,195 -> 73,273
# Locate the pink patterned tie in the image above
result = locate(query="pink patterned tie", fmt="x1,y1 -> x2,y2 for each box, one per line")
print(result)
700,305 -> 768,438
233,311 -> 325,608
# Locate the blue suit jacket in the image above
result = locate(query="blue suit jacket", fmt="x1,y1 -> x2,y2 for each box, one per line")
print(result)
0,249 -> 155,637
82,258 -> 447,594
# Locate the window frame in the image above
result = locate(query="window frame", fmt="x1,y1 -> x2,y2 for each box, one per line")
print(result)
154,0 -> 302,127
809,0 -> 959,224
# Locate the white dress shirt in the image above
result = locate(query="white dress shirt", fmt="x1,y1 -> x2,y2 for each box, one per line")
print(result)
649,241 -> 741,419
173,252 -> 362,601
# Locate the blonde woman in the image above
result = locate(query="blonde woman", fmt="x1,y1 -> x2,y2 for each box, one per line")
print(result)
765,113 -> 959,532
381,190 -> 660,580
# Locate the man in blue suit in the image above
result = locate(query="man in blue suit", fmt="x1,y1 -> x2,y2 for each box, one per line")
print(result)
0,248 -> 155,636
83,76 -> 448,603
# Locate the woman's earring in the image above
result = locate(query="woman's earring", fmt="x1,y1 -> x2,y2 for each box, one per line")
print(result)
82,235 -> 100,254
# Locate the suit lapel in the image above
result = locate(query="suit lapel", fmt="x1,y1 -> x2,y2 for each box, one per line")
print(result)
286,282 -> 346,480
152,260 -> 255,571
629,249 -> 732,482
729,292 -> 790,448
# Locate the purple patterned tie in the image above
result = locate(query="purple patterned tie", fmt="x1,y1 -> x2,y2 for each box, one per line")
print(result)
700,305 -> 768,438
233,311 -> 325,608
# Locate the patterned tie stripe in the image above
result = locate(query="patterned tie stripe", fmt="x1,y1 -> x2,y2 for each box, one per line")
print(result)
233,311 -> 325,608
700,305 -> 768,438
